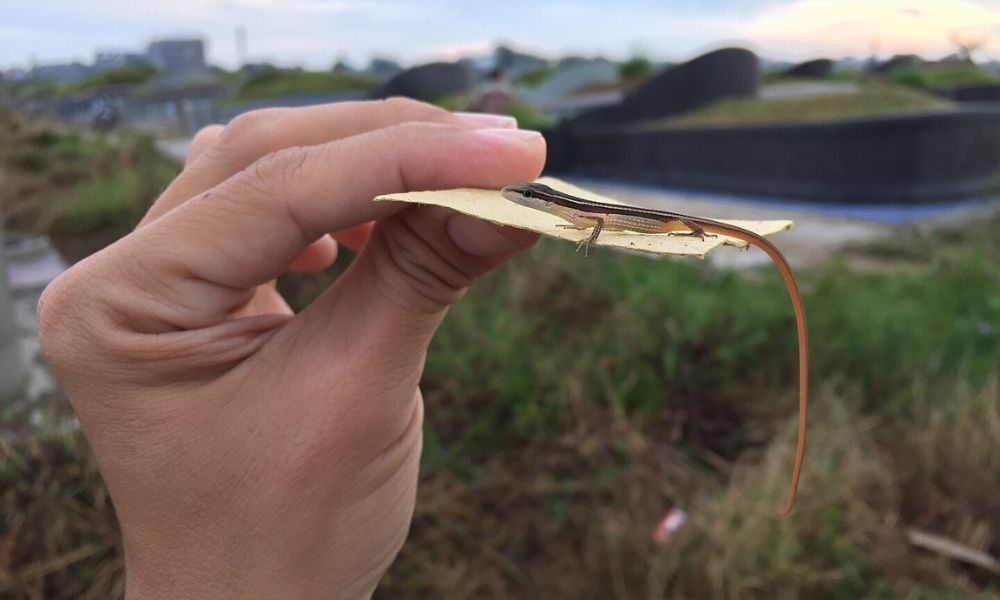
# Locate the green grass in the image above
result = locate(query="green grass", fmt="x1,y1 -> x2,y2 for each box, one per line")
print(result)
1,109 -> 179,247
388,214 -> 1000,598
52,173 -> 136,234
0,65 -> 158,100
508,97 -> 555,130
2,106 -> 999,597
74,65 -> 158,91
231,69 -> 379,102
421,213 -> 1000,463
619,55 -> 654,79
654,83 -> 951,128
0,79 -> 73,101
513,67 -> 554,88
892,64 -> 999,91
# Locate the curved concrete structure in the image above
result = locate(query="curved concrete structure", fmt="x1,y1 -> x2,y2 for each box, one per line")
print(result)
0,231 -> 25,403
373,62 -> 475,101
783,59 -> 833,79
571,48 -> 759,127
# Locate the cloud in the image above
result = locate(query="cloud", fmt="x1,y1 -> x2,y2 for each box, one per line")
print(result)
5,0 -> 1000,69
741,0 -> 1000,58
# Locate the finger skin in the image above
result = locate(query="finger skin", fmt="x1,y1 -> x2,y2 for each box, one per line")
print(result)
184,125 -> 339,274
150,100 -> 513,273
110,124 -> 544,332
332,222 -> 374,252
144,97 -> 514,225
185,124 -> 224,167
288,234 -> 338,272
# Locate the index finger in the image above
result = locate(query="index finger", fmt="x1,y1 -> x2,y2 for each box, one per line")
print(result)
143,98 -> 516,226
117,123 -> 545,331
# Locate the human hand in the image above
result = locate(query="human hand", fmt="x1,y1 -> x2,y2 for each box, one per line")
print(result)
37,99 -> 545,598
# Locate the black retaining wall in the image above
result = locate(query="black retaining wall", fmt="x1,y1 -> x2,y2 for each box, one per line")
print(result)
953,85 -> 1000,103
543,108 -> 1000,203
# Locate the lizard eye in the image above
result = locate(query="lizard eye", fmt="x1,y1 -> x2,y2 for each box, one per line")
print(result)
521,190 -> 531,198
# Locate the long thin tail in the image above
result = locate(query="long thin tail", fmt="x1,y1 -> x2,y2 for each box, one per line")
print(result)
703,222 -> 809,515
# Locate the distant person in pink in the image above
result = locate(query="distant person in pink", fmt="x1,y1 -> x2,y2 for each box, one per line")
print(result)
471,67 -> 512,115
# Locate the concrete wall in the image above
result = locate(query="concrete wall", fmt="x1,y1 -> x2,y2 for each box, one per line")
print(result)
543,108 -> 1000,203
0,230 -> 26,402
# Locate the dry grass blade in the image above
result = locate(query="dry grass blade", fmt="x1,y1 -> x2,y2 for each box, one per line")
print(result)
906,528 -> 1000,576
0,544 -> 105,593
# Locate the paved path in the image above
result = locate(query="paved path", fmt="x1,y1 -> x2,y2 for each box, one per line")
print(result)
759,81 -> 859,100
157,137 -> 192,163
570,178 -> 888,269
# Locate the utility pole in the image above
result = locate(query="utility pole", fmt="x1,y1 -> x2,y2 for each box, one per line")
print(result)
0,228 -> 26,402
235,26 -> 248,68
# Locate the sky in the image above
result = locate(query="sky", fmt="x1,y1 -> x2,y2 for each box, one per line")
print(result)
2,0 -> 999,70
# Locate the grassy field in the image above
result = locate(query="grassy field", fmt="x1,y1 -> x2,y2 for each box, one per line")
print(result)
891,64 -> 1000,91
1,107 -> 999,598
229,69 -> 380,102
654,83 -> 952,128
0,108 -> 178,261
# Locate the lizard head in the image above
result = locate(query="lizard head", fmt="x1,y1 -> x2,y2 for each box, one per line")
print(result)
500,182 -> 557,210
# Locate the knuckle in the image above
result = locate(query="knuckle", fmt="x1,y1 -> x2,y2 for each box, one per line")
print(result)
36,274 -> 70,349
192,123 -> 223,144
381,95 -> 427,113
380,96 -> 451,123
376,217 -> 473,312
189,123 -> 223,150
219,108 -> 286,152
242,145 -> 310,195
379,120 -> 450,147
225,146 -> 316,244
36,264 -> 96,369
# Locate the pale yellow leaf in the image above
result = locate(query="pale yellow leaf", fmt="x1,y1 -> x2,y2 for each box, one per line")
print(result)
375,177 -> 792,258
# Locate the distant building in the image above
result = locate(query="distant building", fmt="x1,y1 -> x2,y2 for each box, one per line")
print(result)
495,45 -> 549,77
517,59 -> 619,119
239,62 -> 277,76
29,62 -> 90,82
871,54 -> 923,74
94,50 -> 150,72
1,68 -> 28,81
331,60 -> 357,75
147,39 -> 206,73
367,58 -> 402,80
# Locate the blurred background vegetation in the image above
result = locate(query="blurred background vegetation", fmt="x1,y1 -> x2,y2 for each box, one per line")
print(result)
1,102 -> 997,598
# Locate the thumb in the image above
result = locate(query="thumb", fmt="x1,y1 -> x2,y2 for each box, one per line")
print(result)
288,204 -> 538,400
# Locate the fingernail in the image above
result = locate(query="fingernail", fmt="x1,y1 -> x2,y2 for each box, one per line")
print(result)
455,112 -> 518,128
447,213 -> 538,257
473,128 -> 543,142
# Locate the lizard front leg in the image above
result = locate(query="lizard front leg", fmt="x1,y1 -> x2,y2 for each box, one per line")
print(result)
556,215 -> 605,257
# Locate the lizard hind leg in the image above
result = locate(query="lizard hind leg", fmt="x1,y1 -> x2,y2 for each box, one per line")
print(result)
667,219 -> 717,240
579,217 -> 604,258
